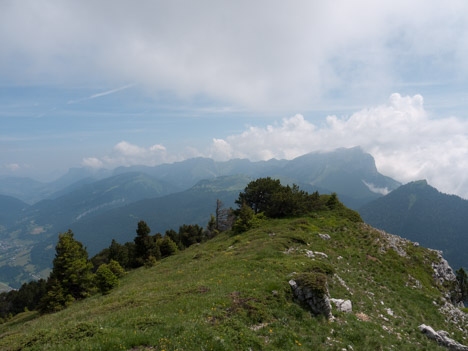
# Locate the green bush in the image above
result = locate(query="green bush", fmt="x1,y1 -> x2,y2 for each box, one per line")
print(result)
233,202 -> 256,233
159,237 -> 178,258
307,261 -> 335,276
108,260 -> 125,278
296,272 -> 328,297
95,264 -> 119,295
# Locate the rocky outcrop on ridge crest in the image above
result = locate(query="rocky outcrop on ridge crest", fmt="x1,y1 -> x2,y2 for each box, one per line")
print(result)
432,250 -> 457,285
364,224 -> 411,258
363,223 -> 464,307
431,250 -> 464,306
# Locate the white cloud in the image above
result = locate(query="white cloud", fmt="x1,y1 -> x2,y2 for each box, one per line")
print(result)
114,141 -> 146,157
82,141 -> 173,169
210,93 -> 468,198
82,157 -> 103,169
2,1 -> 468,110
362,181 -> 390,196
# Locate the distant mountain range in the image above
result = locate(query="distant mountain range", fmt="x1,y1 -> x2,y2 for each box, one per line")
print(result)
0,146 -> 407,289
360,180 -> 468,270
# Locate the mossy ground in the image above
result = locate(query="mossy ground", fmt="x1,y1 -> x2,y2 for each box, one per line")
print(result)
0,212 -> 466,350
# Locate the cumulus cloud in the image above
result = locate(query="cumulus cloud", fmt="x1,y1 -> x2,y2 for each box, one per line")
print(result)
2,1 -> 468,110
209,93 -> 468,198
82,141 -> 171,169
81,157 -> 103,169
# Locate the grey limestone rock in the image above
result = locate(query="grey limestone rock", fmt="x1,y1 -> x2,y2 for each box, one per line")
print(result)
289,279 -> 333,319
419,324 -> 468,350
318,233 -> 331,240
330,298 -> 352,313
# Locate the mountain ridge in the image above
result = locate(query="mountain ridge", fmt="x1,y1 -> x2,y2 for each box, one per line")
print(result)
359,179 -> 468,270
0,210 -> 466,350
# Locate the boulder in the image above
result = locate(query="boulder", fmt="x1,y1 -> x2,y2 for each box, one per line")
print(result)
419,324 -> 468,351
330,298 -> 352,313
318,233 -> 331,240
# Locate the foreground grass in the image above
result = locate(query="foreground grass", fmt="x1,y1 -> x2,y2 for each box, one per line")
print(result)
0,213 -> 466,350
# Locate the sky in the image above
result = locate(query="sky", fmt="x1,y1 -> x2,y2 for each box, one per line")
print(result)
2,1 -> 468,198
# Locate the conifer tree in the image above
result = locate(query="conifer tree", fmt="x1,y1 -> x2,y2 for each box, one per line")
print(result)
134,220 -> 152,266
39,230 -> 94,313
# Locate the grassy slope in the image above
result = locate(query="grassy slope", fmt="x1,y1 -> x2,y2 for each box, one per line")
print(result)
1,213 -> 466,350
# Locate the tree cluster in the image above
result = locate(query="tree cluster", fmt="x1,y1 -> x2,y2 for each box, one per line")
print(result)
235,177 -> 322,219
0,279 -> 46,320
233,177 -> 362,232
92,221 -> 211,271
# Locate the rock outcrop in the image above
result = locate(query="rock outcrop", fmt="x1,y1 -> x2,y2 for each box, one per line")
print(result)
431,250 -> 464,306
289,277 -> 333,319
419,324 -> 468,350
439,302 -> 468,333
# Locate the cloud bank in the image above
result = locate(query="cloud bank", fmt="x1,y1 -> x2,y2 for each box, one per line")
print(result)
82,141 -> 172,169
2,1 -> 468,110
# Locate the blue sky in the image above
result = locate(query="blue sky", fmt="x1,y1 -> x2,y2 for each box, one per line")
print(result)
2,1 -> 468,197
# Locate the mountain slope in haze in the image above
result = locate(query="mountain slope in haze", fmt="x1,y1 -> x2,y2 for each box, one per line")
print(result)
1,147 -> 399,209
0,168 -> 112,204
112,147 -> 400,209
0,177 -> 47,205
11,172 -> 178,236
359,180 -> 468,270
1,212 -> 466,350
112,157 -> 289,191
282,147 -> 400,208
0,173 -> 179,288
30,175 -> 251,270
0,195 -> 29,225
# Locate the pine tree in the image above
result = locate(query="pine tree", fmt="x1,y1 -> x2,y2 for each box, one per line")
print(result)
233,202 -> 255,233
134,220 -> 152,266
39,230 -> 93,313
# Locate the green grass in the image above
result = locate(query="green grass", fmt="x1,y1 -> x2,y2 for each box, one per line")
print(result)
0,212 -> 466,350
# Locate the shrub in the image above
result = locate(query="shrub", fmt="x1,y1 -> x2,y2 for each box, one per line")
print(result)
296,272 -> 328,297
108,260 -> 125,278
159,237 -> 178,258
307,261 -> 335,276
95,264 -> 119,295
233,202 -> 256,233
